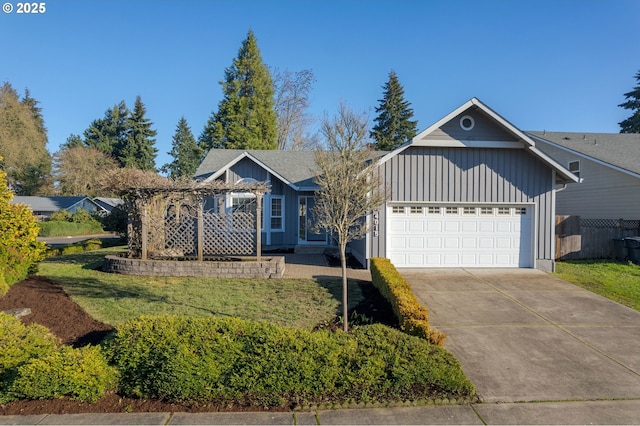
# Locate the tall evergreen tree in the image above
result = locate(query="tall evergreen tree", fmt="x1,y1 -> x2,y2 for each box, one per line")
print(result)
200,30 -> 277,151
619,70 -> 640,133
121,96 -> 157,171
84,101 -> 130,158
370,71 -> 418,151
162,117 -> 202,178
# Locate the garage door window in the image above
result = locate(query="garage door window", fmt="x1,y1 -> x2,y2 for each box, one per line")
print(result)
463,207 -> 476,215
392,206 -> 405,214
445,207 -> 458,214
497,207 -> 510,215
428,206 -> 440,214
410,206 -> 423,214
480,207 -> 493,215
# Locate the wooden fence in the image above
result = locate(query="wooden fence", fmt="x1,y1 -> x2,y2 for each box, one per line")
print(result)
556,216 -> 640,260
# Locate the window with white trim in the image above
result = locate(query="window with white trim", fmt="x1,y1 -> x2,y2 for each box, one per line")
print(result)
463,207 -> 476,215
270,196 -> 284,231
515,207 -> 527,215
497,207 -> 510,215
445,207 -> 458,215
392,206 -> 405,214
428,206 -> 440,214
410,206 -> 423,214
480,207 -> 493,215
568,160 -> 580,179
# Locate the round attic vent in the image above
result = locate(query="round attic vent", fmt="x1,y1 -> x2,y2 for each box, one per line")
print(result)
460,115 -> 475,131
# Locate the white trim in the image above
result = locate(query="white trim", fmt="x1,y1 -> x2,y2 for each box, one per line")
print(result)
411,139 -> 524,149
269,195 -> 284,233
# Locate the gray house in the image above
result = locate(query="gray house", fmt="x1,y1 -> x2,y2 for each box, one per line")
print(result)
526,131 -> 640,219
11,196 -> 104,220
195,98 -> 578,271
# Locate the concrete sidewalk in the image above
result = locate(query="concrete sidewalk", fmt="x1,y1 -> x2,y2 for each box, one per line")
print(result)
3,400 -> 640,424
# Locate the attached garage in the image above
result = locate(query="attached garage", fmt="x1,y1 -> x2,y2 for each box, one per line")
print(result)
358,98 -> 579,272
386,204 -> 533,268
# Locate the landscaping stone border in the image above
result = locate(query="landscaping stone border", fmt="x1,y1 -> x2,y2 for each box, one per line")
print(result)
103,255 -> 285,279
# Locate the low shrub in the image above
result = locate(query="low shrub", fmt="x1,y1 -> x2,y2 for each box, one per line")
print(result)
369,257 -> 445,346
11,346 -> 118,403
0,312 -> 59,402
107,315 -> 474,406
46,238 -> 103,257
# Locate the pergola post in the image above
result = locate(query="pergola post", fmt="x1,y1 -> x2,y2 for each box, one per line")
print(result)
140,202 -> 148,260
256,191 -> 262,261
197,201 -> 204,261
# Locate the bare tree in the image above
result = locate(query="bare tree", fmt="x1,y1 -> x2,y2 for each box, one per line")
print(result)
53,146 -> 118,196
272,68 -> 315,150
313,101 -> 388,332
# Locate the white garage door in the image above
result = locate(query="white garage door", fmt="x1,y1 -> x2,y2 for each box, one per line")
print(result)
387,205 -> 533,268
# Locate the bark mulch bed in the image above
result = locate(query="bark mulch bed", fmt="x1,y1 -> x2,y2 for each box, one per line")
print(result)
0,275 -> 396,416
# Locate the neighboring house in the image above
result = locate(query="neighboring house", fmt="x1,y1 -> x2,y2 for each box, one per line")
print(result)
92,197 -> 125,214
11,196 -> 105,219
194,98 -> 578,271
526,131 -> 640,219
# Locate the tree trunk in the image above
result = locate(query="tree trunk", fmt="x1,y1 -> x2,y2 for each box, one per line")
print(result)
340,241 -> 348,332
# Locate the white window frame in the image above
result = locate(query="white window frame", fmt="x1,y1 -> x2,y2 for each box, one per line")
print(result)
270,195 -> 284,232
568,160 -> 580,179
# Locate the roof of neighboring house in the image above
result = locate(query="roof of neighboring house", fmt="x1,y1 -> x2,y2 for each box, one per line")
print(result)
10,196 -> 93,213
526,131 -> 640,177
93,197 -> 124,211
195,149 -> 388,190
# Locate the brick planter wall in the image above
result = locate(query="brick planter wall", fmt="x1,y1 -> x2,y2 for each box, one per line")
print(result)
103,255 -> 285,279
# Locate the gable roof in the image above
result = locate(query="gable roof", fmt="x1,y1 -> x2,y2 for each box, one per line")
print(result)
10,196 -> 94,213
195,149 -> 388,190
526,131 -> 640,177
378,97 -> 579,185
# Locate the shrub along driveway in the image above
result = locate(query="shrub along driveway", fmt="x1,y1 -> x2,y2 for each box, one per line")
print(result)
401,268 -> 640,403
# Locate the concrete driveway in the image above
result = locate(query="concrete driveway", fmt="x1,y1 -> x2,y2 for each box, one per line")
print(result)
401,268 -> 640,404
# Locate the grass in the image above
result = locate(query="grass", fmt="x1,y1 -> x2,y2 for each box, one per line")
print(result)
554,259 -> 640,311
37,247 -> 367,330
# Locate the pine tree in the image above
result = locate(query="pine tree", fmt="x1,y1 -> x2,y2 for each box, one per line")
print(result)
200,30 -> 277,151
84,101 -> 130,159
162,117 -> 203,178
619,70 -> 640,133
120,96 -> 158,171
370,71 -> 418,151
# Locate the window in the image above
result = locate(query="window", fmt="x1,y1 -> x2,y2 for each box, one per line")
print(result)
463,207 -> 476,215
445,207 -> 458,215
480,207 -> 493,215
410,206 -> 423,214
568,160 -> 580,179
497,207 -> 510,215
392,206 -> 405,214
428,206 -> 440,214
270,197 -> 283,230
232,196 -> 263,229
515,207 -> 527,215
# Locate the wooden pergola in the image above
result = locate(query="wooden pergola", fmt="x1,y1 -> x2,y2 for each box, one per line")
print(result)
102,169 -> 269,261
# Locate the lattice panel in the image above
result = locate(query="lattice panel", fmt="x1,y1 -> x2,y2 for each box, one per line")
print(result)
581,218 -> 640,229
202,212 -> 255,255
164,211 -> 196,256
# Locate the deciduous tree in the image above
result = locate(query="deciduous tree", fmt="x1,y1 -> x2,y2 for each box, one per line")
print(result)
53,146 -> 118,196
619,70 -> 640,133
370,71 -> 418,151
273,68 -> 315,150
313,102 -> 388,332
199,30 -> 277,151
0,82 -> 51,194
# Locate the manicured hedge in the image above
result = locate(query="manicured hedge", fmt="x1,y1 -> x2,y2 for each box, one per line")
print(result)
106,315 -> 474,406
0,312 -> 116,403
369,257 -> 445,346
38,221 -> 104,237
45,238 -> 103,257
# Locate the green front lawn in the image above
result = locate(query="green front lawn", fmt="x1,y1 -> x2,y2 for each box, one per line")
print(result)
554,260 -> 640,311
38,247 -> 366,330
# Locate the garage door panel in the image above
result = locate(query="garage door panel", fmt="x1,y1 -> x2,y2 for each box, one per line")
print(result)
388,205 -> 533,268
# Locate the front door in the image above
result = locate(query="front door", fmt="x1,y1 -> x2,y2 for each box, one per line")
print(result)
298,197 -> 327,244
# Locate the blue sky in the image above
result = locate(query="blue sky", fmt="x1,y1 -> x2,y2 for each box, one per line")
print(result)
1,0 -> 638,169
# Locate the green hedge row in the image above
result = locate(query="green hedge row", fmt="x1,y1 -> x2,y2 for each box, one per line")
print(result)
106,315 -> 474,406
45,238 -> 104,257
38,221 -> 104,237
370,258 -> 445,346
0,312 -> 117,403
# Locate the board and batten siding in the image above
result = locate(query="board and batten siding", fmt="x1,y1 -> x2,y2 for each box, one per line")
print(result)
369,146 -> 556,269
